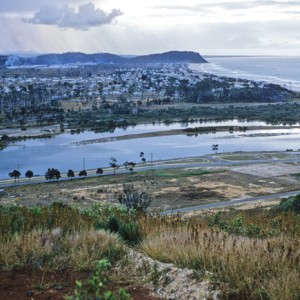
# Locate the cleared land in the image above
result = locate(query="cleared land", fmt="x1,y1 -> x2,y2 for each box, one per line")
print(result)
2,155 -> 300,212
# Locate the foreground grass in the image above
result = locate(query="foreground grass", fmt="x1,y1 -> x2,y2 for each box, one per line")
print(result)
1,200 -> 300,299
138,209 -> 300,300
1,228 -> 124,272
0,203 -> 136,273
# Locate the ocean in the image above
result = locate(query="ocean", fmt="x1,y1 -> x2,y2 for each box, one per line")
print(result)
190,56 -> 300,92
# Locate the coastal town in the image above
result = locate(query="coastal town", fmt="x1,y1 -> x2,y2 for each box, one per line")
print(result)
0,62 -> 295,129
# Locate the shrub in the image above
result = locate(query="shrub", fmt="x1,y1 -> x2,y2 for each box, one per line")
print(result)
278,194 -> 300,213
107,215 -> 119,233
118,220 -> 139,245
118,184 -> 152,213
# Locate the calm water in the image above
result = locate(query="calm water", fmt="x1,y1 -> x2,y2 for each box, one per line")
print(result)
1,120 -> 300,179
191,56 -> 300,91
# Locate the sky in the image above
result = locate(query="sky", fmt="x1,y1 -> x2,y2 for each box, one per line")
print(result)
0,0 -> 300,56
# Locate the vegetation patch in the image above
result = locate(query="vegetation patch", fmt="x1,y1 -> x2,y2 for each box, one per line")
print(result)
142,168 -> 219,179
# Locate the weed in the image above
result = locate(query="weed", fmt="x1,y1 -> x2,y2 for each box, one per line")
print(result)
65,259 -> 131,300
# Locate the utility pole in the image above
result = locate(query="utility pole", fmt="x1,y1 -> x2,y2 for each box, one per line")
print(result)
151,153 -> 153,165
83,158 -> 86,170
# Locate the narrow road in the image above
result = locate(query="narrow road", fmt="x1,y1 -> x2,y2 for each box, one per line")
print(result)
160,190 -> 300,215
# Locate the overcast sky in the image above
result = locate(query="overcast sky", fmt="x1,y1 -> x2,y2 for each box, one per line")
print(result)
1,0 -> 300,56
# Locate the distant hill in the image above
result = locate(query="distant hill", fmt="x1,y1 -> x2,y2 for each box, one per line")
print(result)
0,56 -> 8,68
2,51 -> 207,67
130,51 -> 207,64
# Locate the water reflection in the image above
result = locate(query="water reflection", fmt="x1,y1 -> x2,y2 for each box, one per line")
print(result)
1,120 -> 300,179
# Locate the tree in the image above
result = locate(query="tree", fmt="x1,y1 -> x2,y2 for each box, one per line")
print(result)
45,168 -> 61,181
140,152 -> 146,164
109,157 -> 119,175
78,170 -> 87,178
96,168 -> 103,176
25,170 -> 33,180
9,169 -> 21,182
124,161 -> 136,173
212,144 -> 219,154
118,184 -> 152,213
67,169 -> 75,179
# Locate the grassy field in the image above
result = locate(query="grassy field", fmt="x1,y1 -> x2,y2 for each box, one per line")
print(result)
219,153 -> 291,161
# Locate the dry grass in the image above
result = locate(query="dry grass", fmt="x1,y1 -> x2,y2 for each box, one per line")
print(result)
139,212 -> 300,300
0,228 -> 124,272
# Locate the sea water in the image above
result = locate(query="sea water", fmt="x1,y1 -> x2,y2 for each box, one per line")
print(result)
190,56 -> 300,91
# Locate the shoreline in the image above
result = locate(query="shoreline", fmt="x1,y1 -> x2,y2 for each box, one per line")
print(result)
189,59 -> 300,92
2,121 -> 300,149
68,125 -> 300,147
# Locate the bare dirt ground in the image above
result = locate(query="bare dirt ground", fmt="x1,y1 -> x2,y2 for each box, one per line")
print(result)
0,270 -> 158,300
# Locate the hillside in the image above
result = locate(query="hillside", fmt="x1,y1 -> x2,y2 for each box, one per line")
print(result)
2,51 -> 207,67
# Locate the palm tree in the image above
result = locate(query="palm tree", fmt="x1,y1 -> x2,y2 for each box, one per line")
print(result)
140,152 -> 146,164
124,161 -> 136,173
109,157 -> 119,175
212,144 -> 219,154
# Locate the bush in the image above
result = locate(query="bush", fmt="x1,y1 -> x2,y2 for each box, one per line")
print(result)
107,215 -> 119,233
118,220 -> 139,245
118,184 -> 152,213
277,194 -> 300,213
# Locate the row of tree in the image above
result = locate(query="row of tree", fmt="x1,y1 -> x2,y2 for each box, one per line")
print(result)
8,169 -> 32,182
8,153 -> 147,182
8,167 -> 104,182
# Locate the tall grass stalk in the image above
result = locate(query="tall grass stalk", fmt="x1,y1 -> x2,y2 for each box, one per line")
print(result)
140,227 -> 300,299
0,228 -> 125,272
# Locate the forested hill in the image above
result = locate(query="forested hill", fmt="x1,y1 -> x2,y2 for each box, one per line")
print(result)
129,51 -> 207,64
3,51 -> 207,67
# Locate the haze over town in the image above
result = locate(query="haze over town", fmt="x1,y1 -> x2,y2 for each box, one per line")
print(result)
1,0 -> 300,56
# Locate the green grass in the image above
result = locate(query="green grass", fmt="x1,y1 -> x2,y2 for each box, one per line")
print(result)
220,155 -> 256,161
141,168 -> 221,178
220,153 -> 289,161
156,158 -> 210,164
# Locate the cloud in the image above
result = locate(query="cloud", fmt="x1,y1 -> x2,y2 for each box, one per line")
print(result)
154,1 -> 300,13
22,2 -> 123,30
0,0 -> 83,13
